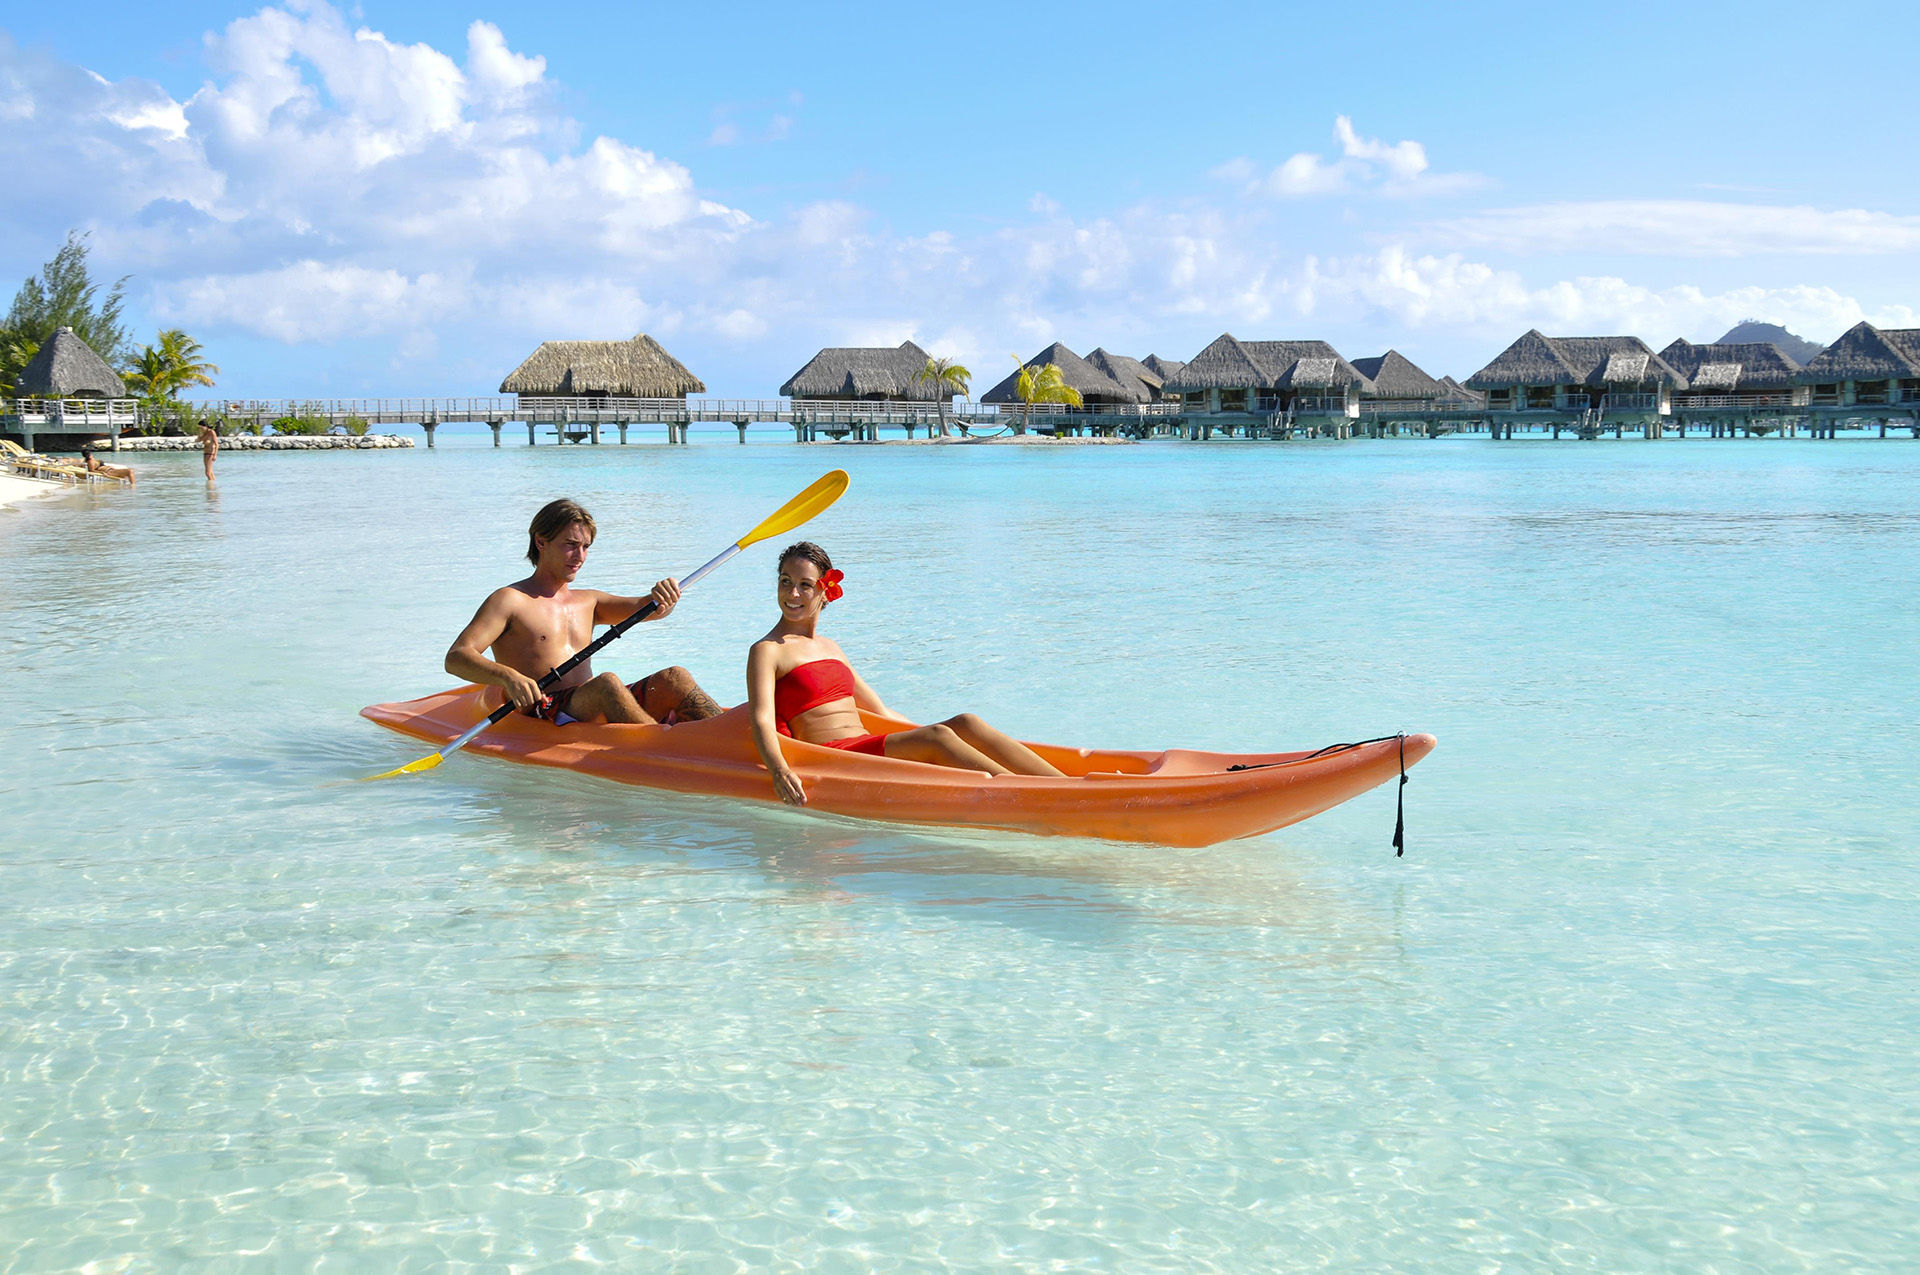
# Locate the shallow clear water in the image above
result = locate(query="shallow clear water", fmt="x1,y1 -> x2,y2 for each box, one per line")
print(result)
3,432 -> 1917,1270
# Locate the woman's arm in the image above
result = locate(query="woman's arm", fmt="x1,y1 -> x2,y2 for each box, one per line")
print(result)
746,642 -> 806,806
845,660 -> 899,720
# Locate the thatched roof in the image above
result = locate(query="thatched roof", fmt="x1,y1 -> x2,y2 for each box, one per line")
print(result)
1085,348 -> 1163,400
1466,331 -> 1685,389
1352,350 -> 1444,399
1248,341 -> 1370,391
980,342 -> 1144,404
1795,322 -> 1920,383
1162,335 -> 1268,392
1164,335 -> 1368,394
17,327 -> 125,398
500,333 -> 705,397
1660,339 -> 1801,391
1142,354 -> 1185,382
780,341 -> 942,399
1437,376 -> 1485,406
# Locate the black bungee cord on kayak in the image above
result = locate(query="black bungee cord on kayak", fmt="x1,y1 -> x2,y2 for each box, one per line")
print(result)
1392,732 -> 1407,858
1228,732 -> 1410,856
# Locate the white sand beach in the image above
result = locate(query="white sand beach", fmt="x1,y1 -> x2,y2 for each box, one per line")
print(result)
0,471 -> 72,509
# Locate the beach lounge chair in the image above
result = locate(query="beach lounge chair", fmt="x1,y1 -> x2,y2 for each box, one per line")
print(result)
0,438 -> 121,485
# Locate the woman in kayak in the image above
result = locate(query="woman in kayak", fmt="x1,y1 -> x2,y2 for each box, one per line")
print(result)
747,541 -> 1063,805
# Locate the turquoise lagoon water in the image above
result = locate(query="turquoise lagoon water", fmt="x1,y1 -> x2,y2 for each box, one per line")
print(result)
2,433 -> 1917,1270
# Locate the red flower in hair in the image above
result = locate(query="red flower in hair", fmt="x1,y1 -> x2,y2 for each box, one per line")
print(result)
821,568 -> 845,602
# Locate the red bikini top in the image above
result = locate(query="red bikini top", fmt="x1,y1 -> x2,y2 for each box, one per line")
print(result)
774,659 -> 855,735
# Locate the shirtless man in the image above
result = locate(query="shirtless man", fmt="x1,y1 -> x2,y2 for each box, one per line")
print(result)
197,421 -> 218,481
444,498 -> 725,726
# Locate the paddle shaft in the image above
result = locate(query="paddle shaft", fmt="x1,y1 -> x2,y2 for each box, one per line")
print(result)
434,543 -> 742,759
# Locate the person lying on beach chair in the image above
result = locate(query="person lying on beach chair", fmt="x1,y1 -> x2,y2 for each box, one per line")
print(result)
79,446 -> 135,485
746,540 -> 1064,806
444,498 -> 724,726
3,438 -> 96,485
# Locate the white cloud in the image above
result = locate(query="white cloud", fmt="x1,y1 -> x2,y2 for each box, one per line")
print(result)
1429,200 -> 1920,257
3,11 -> 1911,393
1332,115 -> 1427,181
162,262 -> 456,342
1234,116 -> 1481,200
1287,246 -> 1918,345
464,21 -> 544,107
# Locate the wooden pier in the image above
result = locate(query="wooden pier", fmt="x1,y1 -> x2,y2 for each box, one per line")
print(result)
6,392 -> 1916,452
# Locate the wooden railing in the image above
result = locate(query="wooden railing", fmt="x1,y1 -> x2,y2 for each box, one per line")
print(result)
3,398 -> 143,422
1674,394 -> 1795,409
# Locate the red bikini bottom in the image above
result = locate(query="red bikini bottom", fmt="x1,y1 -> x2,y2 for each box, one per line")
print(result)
816,732 -> 888,756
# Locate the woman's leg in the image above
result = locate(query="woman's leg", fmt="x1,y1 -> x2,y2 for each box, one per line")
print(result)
940,713 -> 1064,776
882,723 -> 1011,774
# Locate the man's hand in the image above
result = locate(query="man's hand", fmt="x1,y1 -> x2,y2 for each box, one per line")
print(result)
502,668 -> 546,712
647,577 -> 681,619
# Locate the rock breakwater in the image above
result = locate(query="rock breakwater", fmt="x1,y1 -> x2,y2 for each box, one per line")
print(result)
99,435 -> 414,451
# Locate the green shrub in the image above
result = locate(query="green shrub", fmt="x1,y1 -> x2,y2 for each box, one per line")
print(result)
271,414 -> 330,436
341,416 -> 370,437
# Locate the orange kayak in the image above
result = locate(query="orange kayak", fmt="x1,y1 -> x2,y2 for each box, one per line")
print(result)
362,686 -> 1435,847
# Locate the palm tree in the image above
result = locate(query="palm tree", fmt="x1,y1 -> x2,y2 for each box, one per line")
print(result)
0,332 -> 39,400
913,356 -> 971,437
157,329 -> 219,395
124,329 -> 220,401
123,345 -> 170,397
1009,356 -> 1082,434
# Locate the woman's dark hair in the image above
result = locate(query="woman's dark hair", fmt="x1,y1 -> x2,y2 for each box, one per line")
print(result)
528,498 -> 596,564
777,541 -> 832,576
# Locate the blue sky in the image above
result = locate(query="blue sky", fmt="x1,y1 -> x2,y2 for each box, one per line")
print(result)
4,0 -> 1916,396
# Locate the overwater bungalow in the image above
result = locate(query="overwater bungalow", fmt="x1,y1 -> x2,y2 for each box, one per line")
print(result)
1142,354 -> 1186,385
1792,321 -> 1920,410
1437,376 -> 1486,408
779,340 -> 946,401
1162,335 -> 1371,417
1351,350 -> 1445,411
1084,349 -> 1165,402
16,327 -> 126,399
1658,339 -> 1804,408
980,343 -> 1145,406
1465,331 -> 1686,416
499,334 -> 704,400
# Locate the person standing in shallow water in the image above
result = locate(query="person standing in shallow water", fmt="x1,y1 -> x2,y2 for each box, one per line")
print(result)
444,498 -> 725,727
197,420 -> 218,481
746,540 -> 1063,806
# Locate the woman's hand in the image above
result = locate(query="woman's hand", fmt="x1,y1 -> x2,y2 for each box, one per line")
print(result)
772,767 -> 808,806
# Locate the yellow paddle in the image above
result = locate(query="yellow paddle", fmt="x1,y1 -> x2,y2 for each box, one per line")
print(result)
365,469 -> 850,781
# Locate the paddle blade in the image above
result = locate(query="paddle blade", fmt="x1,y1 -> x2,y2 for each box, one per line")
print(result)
362,750 -> 446,781
735,469 -> 849,550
